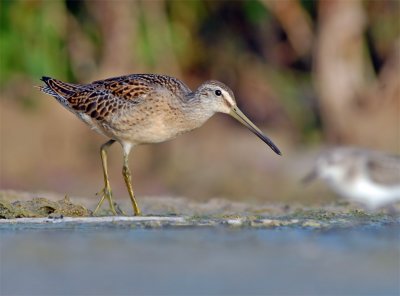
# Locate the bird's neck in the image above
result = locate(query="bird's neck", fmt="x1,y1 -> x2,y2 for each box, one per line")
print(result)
180,96 -> 215,131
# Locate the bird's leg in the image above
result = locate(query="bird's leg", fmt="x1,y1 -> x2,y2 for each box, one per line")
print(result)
93,139 -> 117,215
122,147 -> 141,216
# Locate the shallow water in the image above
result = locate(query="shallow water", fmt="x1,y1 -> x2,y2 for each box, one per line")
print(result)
1,224 -> 399,296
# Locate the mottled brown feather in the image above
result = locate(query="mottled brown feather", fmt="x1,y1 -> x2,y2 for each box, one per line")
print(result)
41,74 -> 192,122
91,74 -> 191,102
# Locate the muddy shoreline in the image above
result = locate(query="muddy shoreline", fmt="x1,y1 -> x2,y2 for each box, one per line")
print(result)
1,190 -> 399,230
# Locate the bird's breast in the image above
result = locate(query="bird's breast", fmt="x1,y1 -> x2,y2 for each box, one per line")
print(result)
107,105 -> 206,145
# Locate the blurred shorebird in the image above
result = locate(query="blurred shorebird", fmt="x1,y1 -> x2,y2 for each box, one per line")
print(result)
304,147 -> 400,210
39,74 -> 281,215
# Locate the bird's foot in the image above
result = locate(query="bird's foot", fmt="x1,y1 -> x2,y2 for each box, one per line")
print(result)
93,186 -> 118,216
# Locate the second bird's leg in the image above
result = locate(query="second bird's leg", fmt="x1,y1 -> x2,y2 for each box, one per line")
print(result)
122,150 -> 141,216
93,139 -> 117,215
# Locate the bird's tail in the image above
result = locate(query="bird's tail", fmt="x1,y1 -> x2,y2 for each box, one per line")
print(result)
37,76 -> 82,105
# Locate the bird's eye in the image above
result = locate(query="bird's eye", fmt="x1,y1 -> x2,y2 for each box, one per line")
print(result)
215,89 -> 222,96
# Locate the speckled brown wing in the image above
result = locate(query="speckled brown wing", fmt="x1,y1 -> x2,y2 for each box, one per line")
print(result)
66,89 -> 121,121
90,74 -> 192,101
40,77 -> 123,122
41,74 -> 191,122
366,153 -> 400,186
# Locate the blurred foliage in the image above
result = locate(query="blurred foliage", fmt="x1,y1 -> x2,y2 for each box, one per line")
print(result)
0,0 -> 70,84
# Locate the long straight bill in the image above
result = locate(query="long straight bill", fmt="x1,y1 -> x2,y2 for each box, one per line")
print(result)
229,106 -> 282,155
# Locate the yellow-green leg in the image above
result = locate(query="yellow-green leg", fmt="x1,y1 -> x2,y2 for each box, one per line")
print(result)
122,149 -> 141,216
93,139 -> 117,215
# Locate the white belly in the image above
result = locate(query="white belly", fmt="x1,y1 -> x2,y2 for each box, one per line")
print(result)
332,177 -> 400,209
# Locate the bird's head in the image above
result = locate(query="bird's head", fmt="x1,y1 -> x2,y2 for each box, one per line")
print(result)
303,148 -> 355,184
196,81 -> 281,155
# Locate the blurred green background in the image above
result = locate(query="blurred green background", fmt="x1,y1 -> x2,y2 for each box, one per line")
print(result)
0,0 -> 399,204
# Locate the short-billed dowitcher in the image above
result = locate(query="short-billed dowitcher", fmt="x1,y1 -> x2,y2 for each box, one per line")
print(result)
39,74 -> 281,215
304,147 -> 400,210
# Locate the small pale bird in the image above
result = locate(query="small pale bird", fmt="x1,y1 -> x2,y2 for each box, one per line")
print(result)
304,147 -> 400,210
39,74 -> 281,215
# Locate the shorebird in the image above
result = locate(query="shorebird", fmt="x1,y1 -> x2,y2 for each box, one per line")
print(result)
303,147 -> 400,210
39,74 -> 281,215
